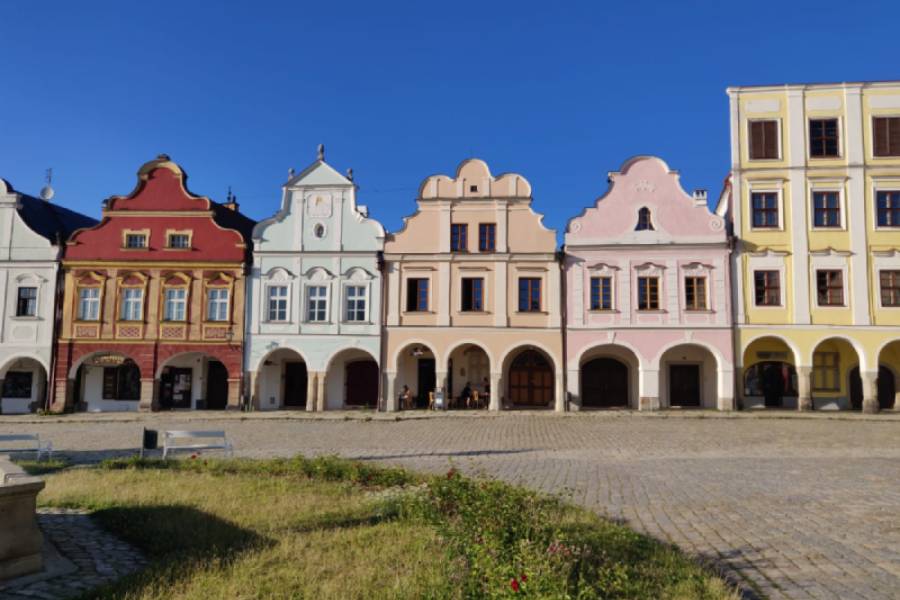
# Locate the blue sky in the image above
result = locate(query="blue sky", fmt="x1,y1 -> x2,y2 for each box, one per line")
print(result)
3,1 -> 897,241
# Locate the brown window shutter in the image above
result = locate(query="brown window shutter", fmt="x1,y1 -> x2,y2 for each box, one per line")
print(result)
749,121 -> 762,159
764,121 -> 778,158
890,117 -> 900,156
874,117 -> 888,156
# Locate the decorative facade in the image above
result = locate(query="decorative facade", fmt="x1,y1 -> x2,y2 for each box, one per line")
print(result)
723,81 -> 900,413
564,156 -> 734,410
383,159 -> 564,411
246,148 -> 385,410
52,155 -> 255,412
0,180 -> 96,413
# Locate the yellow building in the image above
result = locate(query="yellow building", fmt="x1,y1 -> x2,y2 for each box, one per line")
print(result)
720,81 -> 900,412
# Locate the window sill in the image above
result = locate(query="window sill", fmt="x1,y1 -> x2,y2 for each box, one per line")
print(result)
162,247 -> 194,251
810,226 -> 845,232
588,309 -> 618,314
752,304 -> 784,309
636,309 -> 667,314
74,319 -> 101,324
402,311 -> 434,315
515,310 -> 547,315
459,311 -> 491,315
203,320 -> 232,325
684,309 -> 714,314
10,315 -> 41,321
342,321 -> 374,325
747,157 -> 783,162
120,247 -> 149,251
115,320 -> 145,324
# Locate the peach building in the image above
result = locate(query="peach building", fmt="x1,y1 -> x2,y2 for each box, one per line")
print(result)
382,159 -> 564,411
564,156 -> 735,410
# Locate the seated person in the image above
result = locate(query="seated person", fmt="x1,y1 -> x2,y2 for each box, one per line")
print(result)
399,385 -> 414,410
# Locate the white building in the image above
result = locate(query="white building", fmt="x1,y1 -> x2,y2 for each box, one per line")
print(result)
0,179 -> 96,413
246,148 -> 385,410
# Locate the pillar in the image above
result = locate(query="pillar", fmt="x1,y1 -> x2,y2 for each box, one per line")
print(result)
554,372 -> 565,412
797,366 -> 813,411
226,378 -> 241,411
316,372 -> 326,412
639,367 -> 660,411
435,370 -> 448,408
384,372 -> 397,412
51,378 -> 70,413
566,368 -> 580,411
489,372 -> 502,411
139,378 -> 157,412
248,371 -> 259,410
860,370 -> 879,414
717,367 -> 735,411
306,373 -> 317,412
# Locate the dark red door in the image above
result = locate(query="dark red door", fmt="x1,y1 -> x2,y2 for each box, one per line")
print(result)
345,360 -> 378,408
670,365 -> 700,407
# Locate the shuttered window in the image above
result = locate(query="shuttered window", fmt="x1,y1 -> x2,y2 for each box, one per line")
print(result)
809,119 -> 840,157
749,120 -> 779,159
873,117 -> 900,157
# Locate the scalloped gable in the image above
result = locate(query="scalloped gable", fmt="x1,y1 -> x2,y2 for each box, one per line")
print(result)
419,158 -> 532,199
565,156 -> 726,245
107,155 -> 211,212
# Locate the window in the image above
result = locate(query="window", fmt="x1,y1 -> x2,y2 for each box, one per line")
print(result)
479,223 -> 496,252
267,285 -> 288,322
518,278 -> 541,312
451,224 -> 468,252
637,276 -> 659,310
812,352 -> 840,392
78,287 -> 100,321
406,278 -> 429,312
751,192 -> 779,228
168,233 -> 190,249
102,361 -> 141,400
306,286 -> 327,322
684,276 -> 707,310
816,270 -> 844,306
880,270 -> 900,307
119,288 -> 144,321
877,191 -> 900,227
2,371 -> 33,399
206,288 -> 230,322
590,277 -> 612,310
164,288 -> 187,321
754,271 -> 781,306
16,287 -> 37,317
743,362 -> 797,397
749,120 -> 779,159
345,285 -> 367,322
461,278 -> 484,312
873,116 -> 900,157
124,233 -> 147,249
812,191 -> 841,228
635,207 -> 654,231
809,118 -> 839,157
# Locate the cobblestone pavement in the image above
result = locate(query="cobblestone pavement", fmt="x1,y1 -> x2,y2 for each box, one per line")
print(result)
0,508 -> 146,600
2,412 -> 898,599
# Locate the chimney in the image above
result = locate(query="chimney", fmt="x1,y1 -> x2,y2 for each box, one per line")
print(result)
692,189 -> 708,206
223,186 -> 239,211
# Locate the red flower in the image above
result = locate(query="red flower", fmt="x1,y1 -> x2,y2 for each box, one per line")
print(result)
191,454 -> 198,460
520,573 -> 527,582
446,468 -> 457,479
510,578 -> 520,592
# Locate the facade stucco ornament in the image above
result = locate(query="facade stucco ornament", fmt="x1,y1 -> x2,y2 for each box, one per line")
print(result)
634,179 -> 656,193
307,194 -> 332,217
709,217 -> 724,231
570,221 -> 582,233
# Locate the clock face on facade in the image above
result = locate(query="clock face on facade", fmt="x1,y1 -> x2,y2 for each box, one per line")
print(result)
306,194 -> 332,218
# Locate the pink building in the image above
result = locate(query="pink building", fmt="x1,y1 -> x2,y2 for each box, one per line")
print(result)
564,156 -> 734,410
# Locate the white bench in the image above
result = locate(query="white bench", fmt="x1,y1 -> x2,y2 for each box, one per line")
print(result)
0,434 -> 53,461
161,430 -> 233,459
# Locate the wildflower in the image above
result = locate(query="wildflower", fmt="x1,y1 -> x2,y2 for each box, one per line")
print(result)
446,468 -> 457,479
520,573 -> 528,582
190,453 -> 198,460
510,578 -> 520,592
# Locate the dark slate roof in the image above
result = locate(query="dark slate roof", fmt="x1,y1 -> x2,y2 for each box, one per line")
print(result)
210,201 -> 257,251
16,193 -> 98,244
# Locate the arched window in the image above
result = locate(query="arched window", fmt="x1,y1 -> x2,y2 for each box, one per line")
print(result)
635,207 -> 654,231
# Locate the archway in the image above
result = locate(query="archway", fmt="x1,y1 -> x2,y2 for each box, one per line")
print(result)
326,348 -> 379,409
659,343 -> 719,408
578,344 -> 639,409
0,357 -> 48,414
810,338 -> 861,410
156,352 -> 230,410
505,347 -> 554,409
875,341 -> 900,411
256,348 -> 307,410
741,336 -> 798,409
849,366 -> 896,411
395,343 -> 437,409
446,343 -> 490,409
73,352 -> 142,413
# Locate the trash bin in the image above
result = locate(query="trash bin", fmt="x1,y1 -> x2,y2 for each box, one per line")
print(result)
142,428 -> 158,450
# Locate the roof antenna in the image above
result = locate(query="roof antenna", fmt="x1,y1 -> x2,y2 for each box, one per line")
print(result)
40,168 -> 55,201
317,144 -> 325,161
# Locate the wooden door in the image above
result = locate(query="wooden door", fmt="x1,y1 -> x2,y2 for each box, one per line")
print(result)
345,360 -> 378,408
508,350 -> 553,408
206,361 -> 228,410
669,364 -> 700,407
160,367 -> 192,410
283,362 -> 308,408
581,358 -> 628,408
878,366 -> 896,410
417,358 -> 436,408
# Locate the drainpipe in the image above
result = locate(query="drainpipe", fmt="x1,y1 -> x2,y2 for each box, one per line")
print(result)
376,249 -> 387,412
557,247 -> 569,412
46,236 -> 65,412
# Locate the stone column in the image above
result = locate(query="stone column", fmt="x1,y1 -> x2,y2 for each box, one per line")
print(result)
51,379 -> 70,413
226,378 -> 241,411
384,372 -> 397,412
860,370 -> 879,414
566,368 -> 580,411
248,371 -> 259,410
554,372 -> 565,412
306,372 -> 317,412
639,367 -> 660,411
139,378 -> 157,412
796,366 -> 813,411
717,367 -> 735,411
436,370 -> 448,408
316,372 -> 326,412
489,372 -> 502,411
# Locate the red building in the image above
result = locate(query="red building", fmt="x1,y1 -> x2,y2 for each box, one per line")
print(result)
52,155 -> 255,412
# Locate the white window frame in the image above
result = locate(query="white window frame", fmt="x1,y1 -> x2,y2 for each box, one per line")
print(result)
809,250 -> 850,310
164,288 -> 187,321
403,276 -> 432,313
344,284 -> 368,322
808,183 -> 846,231
871,250 -> 900,309
206,288 -> 230,322
266,284 -> 290,323
586,263 -> 619,312
15,285 -> 38,318
872,180 -> 900,230
119,288 -> 144,321
747,185 -> 784,232
807,116 -> 844,160
305,284 -> 329,323
746,118 -> 783,162
681,263 -> 713,312
78,287 -> 101,321
871,113 -> 900,159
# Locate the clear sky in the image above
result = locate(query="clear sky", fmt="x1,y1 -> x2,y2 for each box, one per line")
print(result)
3,1 -> 898,240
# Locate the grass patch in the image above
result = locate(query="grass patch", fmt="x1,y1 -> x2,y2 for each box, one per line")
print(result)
13,456 -> 70,476
39,456 -> 737,599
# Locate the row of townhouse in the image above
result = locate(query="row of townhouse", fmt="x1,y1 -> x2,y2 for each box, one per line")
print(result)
0,80 -> 898,415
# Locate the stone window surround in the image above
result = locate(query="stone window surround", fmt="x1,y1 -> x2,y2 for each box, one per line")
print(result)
747,180 -> 785,232
161,272 -> 192,322
747,250 -> 787,309
204,273 -> 234,323
872,178 -> 900,231
807,115 -> 844,160
263,268 -> 294,324
807,179 -> 847,231
164,229 -> 193,250
809,249 -> 850,310
872,249 -> 900,309
456,266 -> 489,314
121,228 -> 150,250
302,267 -> 334,324
115,272 -> 148,322
585,262 -> 619,312
402,267 -> 434,314
633,262 -> 665,312
74,272 -> 106,322
341,267 -> 375,323
681,262 -> 714,312
11,273 -> 46,320
746,117 -> 783,161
